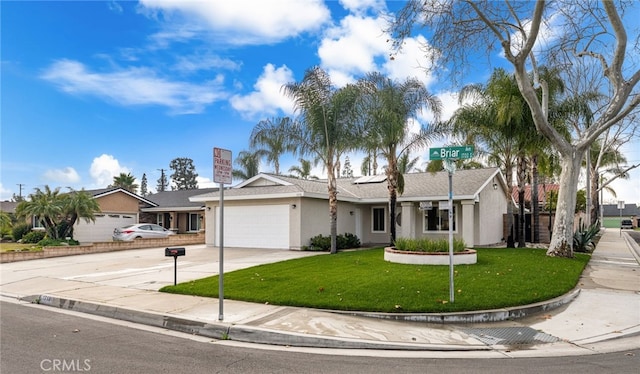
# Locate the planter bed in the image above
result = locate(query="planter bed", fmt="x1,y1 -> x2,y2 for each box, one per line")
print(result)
384,247 -> 477,265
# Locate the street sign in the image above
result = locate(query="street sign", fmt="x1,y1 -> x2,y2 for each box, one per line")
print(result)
213,147 -> 232,185
429,145 -> 474,161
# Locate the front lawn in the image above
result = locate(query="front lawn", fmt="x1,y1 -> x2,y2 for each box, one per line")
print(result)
161,248 -> 590,313
0,243 -> 42,253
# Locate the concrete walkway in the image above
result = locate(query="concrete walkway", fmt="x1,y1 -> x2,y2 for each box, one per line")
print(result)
1,228 -> 638,357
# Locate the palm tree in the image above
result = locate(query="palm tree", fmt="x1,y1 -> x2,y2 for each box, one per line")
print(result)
111,173 -> 138,193
451,69 -> 519,247
288,158 -> 319,180
60,189 -> 101,239
15,186 -> 64,239
280,66 -> 364,254
232,150 -> 263,181
359,72 -> 442,244
250,117 -> 294,175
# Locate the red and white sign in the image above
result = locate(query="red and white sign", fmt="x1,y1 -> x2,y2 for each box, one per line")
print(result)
213,147 -> 232,184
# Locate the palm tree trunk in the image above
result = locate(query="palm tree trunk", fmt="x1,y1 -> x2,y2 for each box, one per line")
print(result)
517,154 -> 527,248
387,168 -> 398,245
505,162 -> 515,248
532,155 -> 540,243
327,164 -> 338,254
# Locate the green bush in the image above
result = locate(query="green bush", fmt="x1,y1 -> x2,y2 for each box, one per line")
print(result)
573,219 -> 600,253
22,230 -> 46,244
308,233 -> 361,251
12,223 -> 32,241
37,238 -> 79,247
393,237 -> 466,252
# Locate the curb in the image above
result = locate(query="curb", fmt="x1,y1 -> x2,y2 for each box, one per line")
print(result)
16,289 -> 580,351
20,294 -> 490,351
327,288 -> 581,323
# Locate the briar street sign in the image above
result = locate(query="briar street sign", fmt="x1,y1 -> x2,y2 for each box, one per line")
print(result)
429,145 -> 474,160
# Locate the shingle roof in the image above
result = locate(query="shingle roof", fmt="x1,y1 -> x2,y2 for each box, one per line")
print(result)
0,201 -> 18,213
190,168 -> 505,203
511,184 -> 560,204
602,203 -> 640,217
146,188 -> 219,208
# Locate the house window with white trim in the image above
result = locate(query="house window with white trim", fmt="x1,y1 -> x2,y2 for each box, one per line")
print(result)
188,213 -> 201,232
372,207 -> 386,233
32,216 -> 45,230
157,214 -> 164,227
423,201 -> 456,232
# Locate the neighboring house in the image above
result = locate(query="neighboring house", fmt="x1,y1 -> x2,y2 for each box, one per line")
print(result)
190,168 -> 509,250
0,201 -> 18,215
511,184 -> 560,209
141,188 -> 218,234
73,188 -> 158,243
602,203 -> 640,228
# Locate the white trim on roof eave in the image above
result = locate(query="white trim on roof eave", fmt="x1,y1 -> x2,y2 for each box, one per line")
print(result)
94,188 -> 158,207
234,173 -> 294,189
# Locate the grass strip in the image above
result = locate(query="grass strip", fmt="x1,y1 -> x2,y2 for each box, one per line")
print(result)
161,248 -> 590,313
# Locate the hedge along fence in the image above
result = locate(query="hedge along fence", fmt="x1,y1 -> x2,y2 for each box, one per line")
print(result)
0,233 -> 205,263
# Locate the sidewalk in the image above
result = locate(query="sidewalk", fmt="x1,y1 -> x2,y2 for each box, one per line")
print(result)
1,228 -> 639,357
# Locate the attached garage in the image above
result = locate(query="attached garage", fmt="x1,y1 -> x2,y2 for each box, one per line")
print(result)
74,213 -> 137,243
215,205 -> 289,249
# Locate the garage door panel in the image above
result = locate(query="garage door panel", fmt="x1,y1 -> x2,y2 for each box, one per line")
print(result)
216,205 -> 289,249
74,214 -> 137,243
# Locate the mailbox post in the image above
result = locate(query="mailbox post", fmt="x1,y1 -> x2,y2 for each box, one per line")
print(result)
165,247 -> 185,285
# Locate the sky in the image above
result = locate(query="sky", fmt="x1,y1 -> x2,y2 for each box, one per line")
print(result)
1,0 -> 638,205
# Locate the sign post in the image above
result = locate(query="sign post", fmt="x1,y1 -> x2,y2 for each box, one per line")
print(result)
214,147 -> 232,321
429,145 -> 474,303
618,200 -> 624,236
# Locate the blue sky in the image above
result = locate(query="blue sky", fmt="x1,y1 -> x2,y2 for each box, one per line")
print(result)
1,0 -> 638,205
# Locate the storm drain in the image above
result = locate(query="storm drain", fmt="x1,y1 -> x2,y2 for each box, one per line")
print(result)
463,327 -> 560,346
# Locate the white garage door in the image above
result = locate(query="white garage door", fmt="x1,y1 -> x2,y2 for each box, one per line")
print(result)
216,205 -> 289,249
74,213 -> 137,243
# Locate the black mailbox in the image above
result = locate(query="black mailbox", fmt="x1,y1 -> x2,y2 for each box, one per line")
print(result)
165,247 -> 185,257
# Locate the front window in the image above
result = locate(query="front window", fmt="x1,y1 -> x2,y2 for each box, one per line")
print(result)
423,201 -> 456,232
372,207 -> 386,233
157,213 -> 164,227
32,216 -> 45,229
189,213 -> 201,232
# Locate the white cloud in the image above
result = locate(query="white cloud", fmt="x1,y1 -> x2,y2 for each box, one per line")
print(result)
173,53 -> 241,73
229,63 -> 296,118
89,154 -> 130,188
382,35 -> 438,88
0,183 -> 13,201
196,175 -> 216,189
139,0 -> 331,46
318,14 -> 389,85
41,59 -> 227,114
43,167 -> 81,184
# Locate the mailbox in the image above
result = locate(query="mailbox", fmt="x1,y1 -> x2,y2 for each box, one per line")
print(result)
165,247 -> 185,257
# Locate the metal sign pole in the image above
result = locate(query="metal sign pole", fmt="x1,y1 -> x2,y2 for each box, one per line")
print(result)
219,183 -> 224,321
445,160 -> 455,303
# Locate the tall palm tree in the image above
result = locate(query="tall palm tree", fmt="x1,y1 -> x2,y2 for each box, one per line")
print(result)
60,189 -> 101,239
111,173 -> 138,194
250,117 -> 294,175
359,72 -> 442,244
280,66 -> 364,254
15,186 -> 64,239
232,150 -> 263,181
288,158 -> 319,180
451,69 -> 519,247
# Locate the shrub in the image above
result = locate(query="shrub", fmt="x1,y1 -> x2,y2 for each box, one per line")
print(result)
573,219 -> 600,253
308,233 -> 361,251
393,237 -> 466,252
22,230 -> 46,244
12,223 -> 32,241
37,238 -> 79,247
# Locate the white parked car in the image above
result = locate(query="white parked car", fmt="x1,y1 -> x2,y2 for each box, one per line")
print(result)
113,224 -> 175,241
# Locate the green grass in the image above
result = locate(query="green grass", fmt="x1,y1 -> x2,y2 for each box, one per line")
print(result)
161,248 -> 590,313
0,243 -> 42,253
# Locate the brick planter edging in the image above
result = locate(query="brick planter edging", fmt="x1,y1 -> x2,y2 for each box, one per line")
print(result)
1,233 -> 204,263
384,247 -> 477,265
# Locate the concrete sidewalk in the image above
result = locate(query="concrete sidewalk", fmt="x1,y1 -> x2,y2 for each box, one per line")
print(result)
1,228 -> 639,357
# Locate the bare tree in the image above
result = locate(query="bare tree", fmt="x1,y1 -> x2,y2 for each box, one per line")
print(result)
390,0 -> 640,257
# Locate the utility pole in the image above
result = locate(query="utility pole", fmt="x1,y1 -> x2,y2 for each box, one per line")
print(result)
157,169 -> 168,192
17,184 -> 25,200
